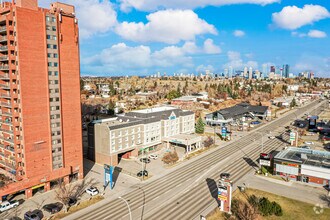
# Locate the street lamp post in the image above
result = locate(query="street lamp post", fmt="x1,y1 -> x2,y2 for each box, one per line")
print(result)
118,196 -> 132,220
255,131 -> 264,153
214,126 -> 216,147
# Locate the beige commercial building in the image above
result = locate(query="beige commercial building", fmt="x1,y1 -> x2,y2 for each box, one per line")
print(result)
88,107 -> 197,166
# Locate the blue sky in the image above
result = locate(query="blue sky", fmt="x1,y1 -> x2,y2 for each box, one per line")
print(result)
41,0 -> 330,77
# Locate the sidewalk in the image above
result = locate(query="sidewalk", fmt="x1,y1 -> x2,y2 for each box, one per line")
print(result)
238,173 -> 329,207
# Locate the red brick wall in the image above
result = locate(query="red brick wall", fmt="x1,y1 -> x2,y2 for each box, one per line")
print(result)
16,7 -> 52,179
58,15 -> 83,177
16,0 -> 38,10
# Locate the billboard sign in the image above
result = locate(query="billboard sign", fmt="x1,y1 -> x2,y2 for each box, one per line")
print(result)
218,187 -> 228,201
260,159 -> 271,166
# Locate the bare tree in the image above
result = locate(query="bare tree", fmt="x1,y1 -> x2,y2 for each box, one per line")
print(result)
54,178 -> 98,212
231,199 -> 260,220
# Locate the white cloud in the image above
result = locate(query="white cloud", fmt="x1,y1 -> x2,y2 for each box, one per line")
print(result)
291,31 -> 307,38
120,0 -> 280,12
292,30 -> 327,38
84,39 -> 221,73
223,51 -> 258,69
196,65 -> 215,73
307,30 -> 327,38
115,10 -> 217,44
152,46 -> 193,67
84,43 -> 152,70
293,55 -> 330,77
39,0 -> 117,39
203,39 -> 222,54
233,30 -> 246,37
272,5 -> 330,30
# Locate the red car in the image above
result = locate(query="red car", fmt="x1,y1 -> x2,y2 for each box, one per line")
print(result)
322,136 -> 330,141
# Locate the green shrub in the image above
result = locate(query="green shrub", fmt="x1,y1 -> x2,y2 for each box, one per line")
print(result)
248,195 -> 259,207
258,197 -> 273,216
272,201 -> 283,216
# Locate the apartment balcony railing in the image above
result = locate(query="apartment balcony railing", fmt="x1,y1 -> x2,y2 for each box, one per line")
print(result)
0,128 -> 13,134
0,37 -> 7,42
0,46 -> 8,51
5,145 -> 15,152
4,138 -> 14,144
0,93 -> 10,99
0,161 -> 16,170
0,56 -> 8,61
0,26 -> 7,32
0,73 -> 9,79
3,111 -> 12,116
0,101 -> 11,108
0,152 -> 4,157
0,65 -> 9,70
0,84 -> 10,89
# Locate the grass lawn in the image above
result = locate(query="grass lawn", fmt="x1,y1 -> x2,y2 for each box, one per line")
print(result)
207,188 -> 330,220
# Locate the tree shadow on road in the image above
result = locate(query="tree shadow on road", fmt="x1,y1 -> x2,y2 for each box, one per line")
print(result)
206,178 -> 220,206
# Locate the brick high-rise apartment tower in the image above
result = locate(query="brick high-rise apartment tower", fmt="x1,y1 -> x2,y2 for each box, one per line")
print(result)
0,0 -> 83,200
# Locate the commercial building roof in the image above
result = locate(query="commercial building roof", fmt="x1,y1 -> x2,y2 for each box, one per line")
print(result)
91,106 -> 194,130
209,103 -> 268,120
275,147 -> 330,169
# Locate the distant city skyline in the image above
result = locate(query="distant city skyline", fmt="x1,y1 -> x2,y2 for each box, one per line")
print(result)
39,0 -> 330,77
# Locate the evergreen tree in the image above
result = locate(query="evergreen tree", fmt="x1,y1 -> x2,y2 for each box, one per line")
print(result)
80,78 -> 84,91
195,117 -> 205,134
290,98 -> 297,108
108,100 -> 116,115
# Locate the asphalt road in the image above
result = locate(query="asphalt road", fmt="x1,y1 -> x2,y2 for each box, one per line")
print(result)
68,100 -> 327,220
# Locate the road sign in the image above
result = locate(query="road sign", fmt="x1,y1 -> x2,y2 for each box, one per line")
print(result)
290,132 -> 296,141
222,127 -> 227,137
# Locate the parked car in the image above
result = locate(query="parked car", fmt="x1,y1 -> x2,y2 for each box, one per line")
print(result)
86,187 -> 99,196
322,136 -> 330,141
0,200 -> 19,213
251,121 -> 261,125
300,146 -> 311,149
306,132 -> 316,136
24,210 -> 43,220
220,173 -> 230,179
137,170 -> 148,177
43,202 -> 63,214
140,158 -> 151,163
67,198 -> 77,207
299,123 -> 305,128
269,136 -> 276,140
308,128 -> 318,132
304,141 -> 314,145
149,154 -> 158,160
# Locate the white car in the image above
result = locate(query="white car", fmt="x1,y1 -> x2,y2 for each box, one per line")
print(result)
85,187 -> 99,196
0,200 -> 19,212
304,141 -> 314,145
149,154 -> 158,160
269,136 -> 276,140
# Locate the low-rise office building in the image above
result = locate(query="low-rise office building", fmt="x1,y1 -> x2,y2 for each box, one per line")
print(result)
88,107 -> 197,166
205,103 -> 269,126
274,147 -> 330,185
